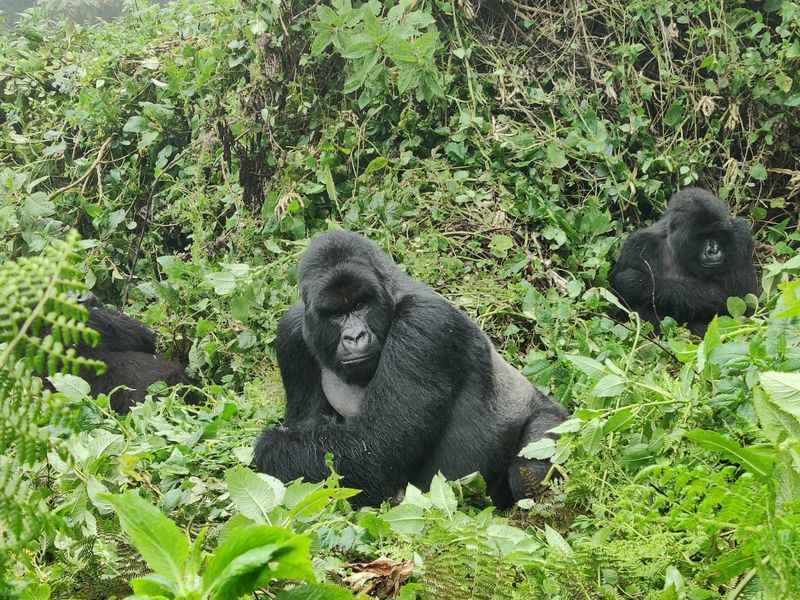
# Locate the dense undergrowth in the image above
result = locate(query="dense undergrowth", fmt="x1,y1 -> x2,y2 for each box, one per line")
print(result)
1,0 -> 800,598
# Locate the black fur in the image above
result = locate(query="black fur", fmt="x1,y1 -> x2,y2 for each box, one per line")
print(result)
610,188 -> 758,335
71,295 -> 193,413
253,230 -> 568,507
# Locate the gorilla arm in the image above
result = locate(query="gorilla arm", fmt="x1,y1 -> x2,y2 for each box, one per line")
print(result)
275,302 -> 334,426
610,229 -> 660,312
254,295 -> 458,505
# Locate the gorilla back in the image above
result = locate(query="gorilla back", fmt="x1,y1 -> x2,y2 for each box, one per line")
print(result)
610,188 -> 758,335
72,295 -> 194,413
254,230 -> 568,507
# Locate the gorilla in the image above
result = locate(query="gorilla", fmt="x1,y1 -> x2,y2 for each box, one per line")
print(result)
253,230 -> 568,508
610,188 -> 758,335
70,294 -> 194,413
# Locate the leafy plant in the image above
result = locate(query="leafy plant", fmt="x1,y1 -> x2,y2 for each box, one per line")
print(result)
310,0 -> 443,105
0,231 -> 101,586
101,490 -> 354,599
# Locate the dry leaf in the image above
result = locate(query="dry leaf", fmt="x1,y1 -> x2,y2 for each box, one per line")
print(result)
342,556 -> 413,597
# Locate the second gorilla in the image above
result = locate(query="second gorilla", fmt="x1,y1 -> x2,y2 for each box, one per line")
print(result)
254,230 -> 568,507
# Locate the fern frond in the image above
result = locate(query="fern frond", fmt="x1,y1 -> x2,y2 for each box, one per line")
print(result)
0,231 -> 95,581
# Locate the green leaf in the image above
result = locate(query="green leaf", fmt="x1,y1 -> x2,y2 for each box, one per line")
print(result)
544,524 -> 572,555
684,429 -> 773,480
276,583 -> 355,599
545,144 -> 568,169
42,140 -> 66,158
401,484 -> 432,509
123,115 -> 147,133
139,130 -> 160,150
547,418 -> 584,434
775,72 -> 792,93
580,420 -> 604,455
664,101 -> 684,127
750,163 -> 768,181
519,437 -> 556,460
428,473 -> 457,517
226,466 -> 285,524
603,408 -> 635,435
340,33 -> 374,59
288,487 -> 360,521
727,296 -> 747,318
103,491 -> 190,581
47,374 -> 90,401
311,30 -> 333,56
363,156 -> 388,176
343,52 -> 380,94
130,574 -> 177,597
486,523 -> 539,556
753,387 -> 800,444
662,565 -> 685,596
489,234 -> 514,258
759,372 -> 800,419
321,166 -> 338,206
21,193 -> 55,220
563,354 -> 606,377
383,502 -> 425,535
592,374 -> 626,397
202,525 -> 314,599
669,339 -> 698,363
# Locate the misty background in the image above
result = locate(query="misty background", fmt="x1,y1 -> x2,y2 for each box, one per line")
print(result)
1,0 -> 171,27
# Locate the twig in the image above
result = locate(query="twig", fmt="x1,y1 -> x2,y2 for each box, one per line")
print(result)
725,568 -> 756,600
48,137 -> 113,201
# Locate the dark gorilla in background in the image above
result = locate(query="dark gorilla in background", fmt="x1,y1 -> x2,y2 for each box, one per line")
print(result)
610,188 -> 759,335
253,230 -> 568,508
74,294 -> 194,413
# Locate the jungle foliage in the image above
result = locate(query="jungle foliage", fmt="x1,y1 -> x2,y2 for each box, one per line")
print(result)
1,0 -> 799,598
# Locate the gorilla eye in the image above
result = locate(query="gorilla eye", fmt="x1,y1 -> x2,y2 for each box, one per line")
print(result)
353,301 -> 366,312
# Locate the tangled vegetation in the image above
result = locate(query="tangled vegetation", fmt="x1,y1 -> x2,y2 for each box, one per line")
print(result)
0,0 -> 799,598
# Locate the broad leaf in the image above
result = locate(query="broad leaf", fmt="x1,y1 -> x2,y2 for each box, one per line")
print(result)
226,466 -> 285,523
383,503 -> 425,535
685,430 -> 773,480
592,374 -> 626,397
760,371 -> 800,419
544,524 -> 572,555
276,583 -> 355,599
202,525 -> 313,599
519,437 -> 556,460
103,492 -> 189,581
428,473 -> 457,517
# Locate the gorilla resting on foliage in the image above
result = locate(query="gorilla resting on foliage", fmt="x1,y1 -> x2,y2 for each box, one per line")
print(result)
73,294 -> 194,413
610,188 -> 758,335
253,230 -> 568,508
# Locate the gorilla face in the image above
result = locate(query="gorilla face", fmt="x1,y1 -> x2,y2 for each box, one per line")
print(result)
301,268 -> 392,384
668,195 -> 738,277
700,237 -> 724,269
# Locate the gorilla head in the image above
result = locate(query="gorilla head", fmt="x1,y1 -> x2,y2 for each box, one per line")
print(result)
611,187 -> 758,334
297,233 -> 395,384
666,189 -> 743,278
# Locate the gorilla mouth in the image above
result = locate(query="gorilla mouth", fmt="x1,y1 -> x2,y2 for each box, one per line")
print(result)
340,354 -> 377,367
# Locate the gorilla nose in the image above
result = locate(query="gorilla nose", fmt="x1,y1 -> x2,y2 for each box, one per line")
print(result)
342,328 -> 369,351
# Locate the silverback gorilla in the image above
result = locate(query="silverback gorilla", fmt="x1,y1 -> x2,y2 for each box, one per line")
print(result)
75,294 -> 194,413
610,188 -> 758,335
253,230 -> 568,507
